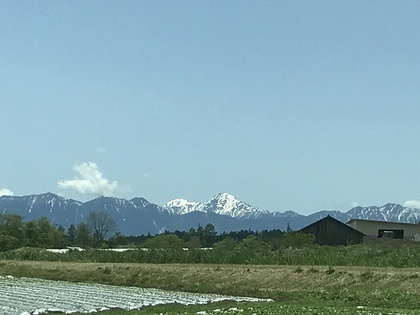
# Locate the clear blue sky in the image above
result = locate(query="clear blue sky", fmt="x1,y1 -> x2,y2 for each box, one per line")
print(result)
1,1 -> 420,214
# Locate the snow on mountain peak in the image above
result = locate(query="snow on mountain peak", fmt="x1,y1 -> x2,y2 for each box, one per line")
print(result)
204,193 -> 269,219
162,193 -> 269,219
163,198 -> 203,215
208,193 -> 239,211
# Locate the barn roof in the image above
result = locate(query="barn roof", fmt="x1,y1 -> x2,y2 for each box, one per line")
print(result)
347,218 -> 418,227
300,215 -> 365,236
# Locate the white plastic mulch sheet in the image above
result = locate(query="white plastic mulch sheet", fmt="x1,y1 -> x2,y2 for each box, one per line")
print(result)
0,276 -> 271,314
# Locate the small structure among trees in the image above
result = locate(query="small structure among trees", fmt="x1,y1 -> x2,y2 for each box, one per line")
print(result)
299,215 -> 364,246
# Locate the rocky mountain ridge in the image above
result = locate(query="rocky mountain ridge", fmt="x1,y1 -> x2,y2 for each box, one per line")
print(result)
163,192 -> 269,219
1,192 -> 419,235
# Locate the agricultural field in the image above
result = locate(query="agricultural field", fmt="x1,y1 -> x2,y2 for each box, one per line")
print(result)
0,276 -> 270,314
2,260 -> 420,314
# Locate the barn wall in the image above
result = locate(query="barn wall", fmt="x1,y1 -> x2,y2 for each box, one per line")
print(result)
348,220 -> 420,241
301,217 -> 364,246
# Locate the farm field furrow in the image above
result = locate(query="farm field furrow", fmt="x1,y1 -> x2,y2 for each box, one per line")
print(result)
0,276 -> 272,315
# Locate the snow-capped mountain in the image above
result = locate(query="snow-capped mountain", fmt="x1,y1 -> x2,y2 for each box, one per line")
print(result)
345,203 -> 420,223
164,193 -> 270,219
1,192 -> 420,235
203,192 -> 269,219
163,198 -> 203,215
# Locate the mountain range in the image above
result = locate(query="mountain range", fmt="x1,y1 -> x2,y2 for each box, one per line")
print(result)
1,192 -> 420,236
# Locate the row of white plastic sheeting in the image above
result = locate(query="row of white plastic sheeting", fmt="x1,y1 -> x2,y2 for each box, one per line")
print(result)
0,275 -> 272,314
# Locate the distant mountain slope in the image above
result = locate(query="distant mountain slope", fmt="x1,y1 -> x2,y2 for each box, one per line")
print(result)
345,203 -> 420,223
0,193 -> 83,224
1,192 -> 419,235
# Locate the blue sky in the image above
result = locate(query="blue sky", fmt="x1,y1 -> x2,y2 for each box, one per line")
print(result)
1,1 -> 420,214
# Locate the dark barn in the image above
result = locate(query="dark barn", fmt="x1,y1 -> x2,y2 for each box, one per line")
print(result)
299,215 -> 364,246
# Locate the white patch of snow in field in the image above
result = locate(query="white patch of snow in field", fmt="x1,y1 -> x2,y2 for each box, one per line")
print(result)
45,249 -> 69,254
98,248 -> 137,252
46,248 -> 137,254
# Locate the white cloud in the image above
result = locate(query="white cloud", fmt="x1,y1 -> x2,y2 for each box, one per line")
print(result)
403,200 -> 420,209
0,188 -> 13,197
58,162 -> 119,196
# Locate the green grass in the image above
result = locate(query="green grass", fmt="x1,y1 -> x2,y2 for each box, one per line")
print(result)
72,302 -> 420,315
3,241 -> 420,267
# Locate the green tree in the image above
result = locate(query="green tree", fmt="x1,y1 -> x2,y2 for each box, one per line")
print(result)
67,224 -> 76,244
36,217 -> 57,248
0,234 -> 20,251
279,232 -> 315,249
0,214 -> 26,246
213,236 -> 237,251
142,234 -> 184,249
185,236 -> 201,249
54,225 -> 67,248
203,223 -> 217,247
107,232 -> 127,248
74,222 -> 91,248
240,235 -> 269,252
186,227 -> 197,242
197,225 -> 204,243
23,217 -> 65,248
25,220 -> 40,247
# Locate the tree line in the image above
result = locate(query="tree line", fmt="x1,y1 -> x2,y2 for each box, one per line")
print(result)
0,212 -> 118,251
0,212 -> 315,252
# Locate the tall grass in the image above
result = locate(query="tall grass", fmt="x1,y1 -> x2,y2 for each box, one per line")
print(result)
1,240 -> 420,267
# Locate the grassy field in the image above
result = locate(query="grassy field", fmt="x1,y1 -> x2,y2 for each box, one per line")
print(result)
100,303 -> 420,315
2,260 -> 420,314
